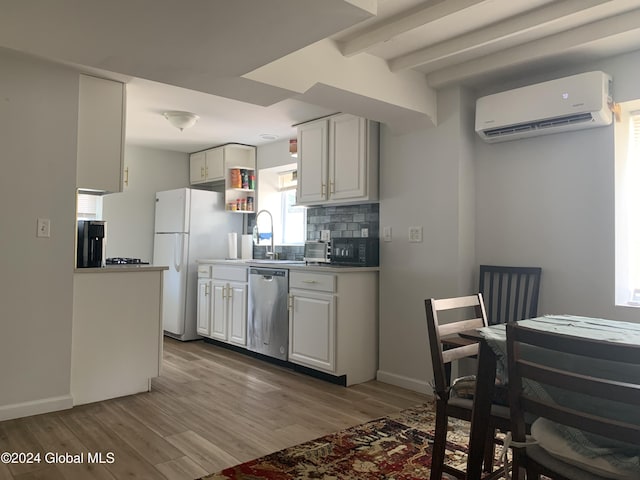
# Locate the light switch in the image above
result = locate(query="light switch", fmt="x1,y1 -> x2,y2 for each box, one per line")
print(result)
383,226 -> 392,242
408,226 -> 423,243
320,230 -> 331,242
361,228 -> 369,237
37,218 -> 51,238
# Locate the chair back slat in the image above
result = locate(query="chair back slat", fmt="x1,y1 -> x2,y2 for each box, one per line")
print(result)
433,294 -> 485,311
521,397 -> 640,446
519,361 -> 640,404
438,317 -> 485,337
479,265 -> 541,325
442,343 -> 479,364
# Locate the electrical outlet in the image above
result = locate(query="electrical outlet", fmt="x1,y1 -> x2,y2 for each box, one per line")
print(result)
320,230 -> 331,242
383,226 -> 392,242
37,218 -> 51,238
408,226 -> 423,243
361,228 -> 368,237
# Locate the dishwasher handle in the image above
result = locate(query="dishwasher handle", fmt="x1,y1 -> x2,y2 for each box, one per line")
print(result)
249,268 -> 288,277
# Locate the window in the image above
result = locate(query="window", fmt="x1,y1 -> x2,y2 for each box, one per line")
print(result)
256,164 -> 306,246
281,188 -> 305,244
77,192 -> 103,220
615,101 -> 640,306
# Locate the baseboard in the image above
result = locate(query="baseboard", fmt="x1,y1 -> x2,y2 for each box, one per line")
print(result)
0,394 -> 73,421
376,370 -> 432,395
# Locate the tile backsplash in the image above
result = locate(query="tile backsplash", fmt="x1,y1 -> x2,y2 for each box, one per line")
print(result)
306,203 -> 379,240
249,203 -> 379,260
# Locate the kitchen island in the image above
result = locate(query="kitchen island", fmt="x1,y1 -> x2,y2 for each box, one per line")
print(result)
72,265 -> 167,405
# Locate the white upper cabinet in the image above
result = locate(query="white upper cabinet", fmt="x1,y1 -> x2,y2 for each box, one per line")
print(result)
190,147 -> 224,184
296,114 -> 379,206
297,119 -> 329,204
76,74 -> 126,193
189,144 -> 256,213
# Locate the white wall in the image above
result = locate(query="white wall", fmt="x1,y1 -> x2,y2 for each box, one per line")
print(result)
0,49 -> 77,418
377,87 -> 476,393
377,50 -> 640,394
476,50 -> 640,324
102,146 -> 189,262
257,138 -> 293,170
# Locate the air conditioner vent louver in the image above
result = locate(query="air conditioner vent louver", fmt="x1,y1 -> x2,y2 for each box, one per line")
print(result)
475,71 -> 612,143
484,113 -> 594,139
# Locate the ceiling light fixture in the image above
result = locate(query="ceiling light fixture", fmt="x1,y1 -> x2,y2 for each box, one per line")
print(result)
259,134 -> 279,141
163,111 -> 199,131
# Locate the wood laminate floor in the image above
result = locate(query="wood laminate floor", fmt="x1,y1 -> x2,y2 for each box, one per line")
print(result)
0,338 -> 430,480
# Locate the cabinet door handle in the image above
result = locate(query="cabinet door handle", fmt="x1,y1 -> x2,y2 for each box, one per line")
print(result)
287,294 -> 293,311
205,285 -> 209,296
222,286 -> 226,299
321,183 -> 326,196
205,165 -> 209,178
227,285 -> 233,299
302,280 -> 318,284
124,166 -> 129,187
201,166 -> 205,178
330,181 -> 335,194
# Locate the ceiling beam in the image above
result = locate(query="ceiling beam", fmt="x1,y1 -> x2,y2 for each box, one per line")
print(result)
338,0 -> 489,57
425,7 -> 640,88
389,0 -> 612,72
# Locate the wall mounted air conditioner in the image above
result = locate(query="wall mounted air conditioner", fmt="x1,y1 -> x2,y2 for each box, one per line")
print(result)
475,71 -> 613,143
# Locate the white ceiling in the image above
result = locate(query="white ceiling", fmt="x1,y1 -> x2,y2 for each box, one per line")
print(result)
2,0 -> 640,153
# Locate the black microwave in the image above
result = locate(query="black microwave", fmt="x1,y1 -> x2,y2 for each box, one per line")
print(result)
331,237 -> 379,266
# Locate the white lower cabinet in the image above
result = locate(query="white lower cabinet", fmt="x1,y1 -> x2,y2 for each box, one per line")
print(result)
228,283 -> 247,344
197,277 -> 212,336
197,262 -> 378,386
288,270 -> 378,386
289,288 -> 336,372
210,280 -> 229,341
197,264 -> 247,346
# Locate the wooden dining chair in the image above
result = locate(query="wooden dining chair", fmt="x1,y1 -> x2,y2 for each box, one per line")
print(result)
479,265 -> 542,325
506,323 -> 640,480
425,294 -> 511,480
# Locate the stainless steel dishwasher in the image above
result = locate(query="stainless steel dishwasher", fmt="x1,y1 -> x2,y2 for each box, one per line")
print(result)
247,267 -> 289,360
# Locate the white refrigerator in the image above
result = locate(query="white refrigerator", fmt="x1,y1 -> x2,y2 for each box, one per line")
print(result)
153,188 -> 242,341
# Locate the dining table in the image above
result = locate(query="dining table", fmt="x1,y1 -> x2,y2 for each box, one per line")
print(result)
459,314 -> 640,480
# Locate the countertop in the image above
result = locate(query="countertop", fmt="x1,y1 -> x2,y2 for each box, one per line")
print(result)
74,265 -> 169,274
197,258 -> 380,273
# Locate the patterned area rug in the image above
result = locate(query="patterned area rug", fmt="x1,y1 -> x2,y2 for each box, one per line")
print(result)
202,402 -> 500,480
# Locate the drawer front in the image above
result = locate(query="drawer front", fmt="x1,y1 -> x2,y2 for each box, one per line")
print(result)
290,271 -> 336,293
212,265 -> 248,282
197,264 -> 212,278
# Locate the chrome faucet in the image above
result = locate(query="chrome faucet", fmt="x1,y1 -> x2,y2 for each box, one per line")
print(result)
255,209 -> 276,259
